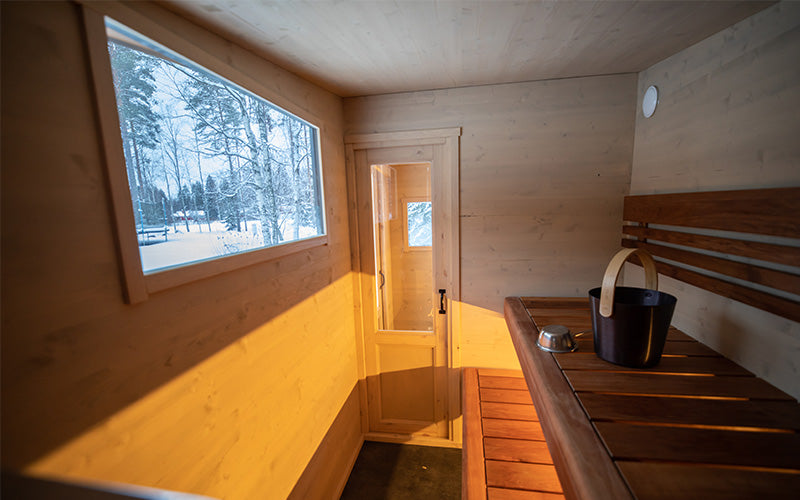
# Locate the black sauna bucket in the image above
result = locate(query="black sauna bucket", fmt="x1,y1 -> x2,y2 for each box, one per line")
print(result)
588,248 -> 677,368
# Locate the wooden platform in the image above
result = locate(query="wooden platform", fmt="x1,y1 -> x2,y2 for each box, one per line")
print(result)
505,297 -> 800,500
463,367 -> 565,500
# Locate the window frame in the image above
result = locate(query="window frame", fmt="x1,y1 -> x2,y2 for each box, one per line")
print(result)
82,5 -> 328,303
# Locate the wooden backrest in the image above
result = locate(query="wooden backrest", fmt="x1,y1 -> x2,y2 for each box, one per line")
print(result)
621,187 -> 800,322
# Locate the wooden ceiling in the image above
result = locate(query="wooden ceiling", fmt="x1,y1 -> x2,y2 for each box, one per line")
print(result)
161,1 -> 772,97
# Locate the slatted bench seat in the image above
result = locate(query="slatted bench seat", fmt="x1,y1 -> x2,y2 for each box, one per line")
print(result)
505,297 -> 800,500
462,367 -> 564,500
498,187 -> 800,500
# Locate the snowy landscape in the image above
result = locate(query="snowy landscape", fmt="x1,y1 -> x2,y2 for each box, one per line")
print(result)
138,219 -> 318,273
107,19 -> 324,273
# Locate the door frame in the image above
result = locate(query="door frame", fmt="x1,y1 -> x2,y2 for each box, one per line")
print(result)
345,127 -> 462,446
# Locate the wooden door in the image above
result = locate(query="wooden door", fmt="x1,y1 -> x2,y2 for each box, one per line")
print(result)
346,129 -> 461,444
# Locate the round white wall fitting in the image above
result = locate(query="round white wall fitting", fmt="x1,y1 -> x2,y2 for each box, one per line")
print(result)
642,85 -> 658,118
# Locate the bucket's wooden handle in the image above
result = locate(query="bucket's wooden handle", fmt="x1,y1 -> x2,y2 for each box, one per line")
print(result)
599,248 -> 658,317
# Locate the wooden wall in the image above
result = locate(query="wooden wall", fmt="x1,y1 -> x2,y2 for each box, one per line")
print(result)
344,75 -> 637,368
0,2 -> 361,499
389,163 -> 434,331
627,2 -> 800,399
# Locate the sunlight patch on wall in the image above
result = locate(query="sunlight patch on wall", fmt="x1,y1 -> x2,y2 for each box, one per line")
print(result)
25,274 -> 358,500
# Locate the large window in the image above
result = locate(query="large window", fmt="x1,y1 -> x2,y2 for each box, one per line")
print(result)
104,18 -> 325,274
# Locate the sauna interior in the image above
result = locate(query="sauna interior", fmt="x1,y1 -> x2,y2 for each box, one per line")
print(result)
2,1 -> 798,499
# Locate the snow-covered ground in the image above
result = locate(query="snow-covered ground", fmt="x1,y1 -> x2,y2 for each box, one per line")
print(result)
139,220 -> 317,273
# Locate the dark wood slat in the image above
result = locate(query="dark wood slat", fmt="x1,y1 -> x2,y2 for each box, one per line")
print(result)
484,438 -> 554,464
623,225 -> 800,267
463,368 -> 487,500
480,375 -> 530,391
482,418 -> 546,441
624,239 -> 800,295
565,371 -> 794,400
622,187 -> 800,238
488,487 -> 565,500
596,422 -> 800,470
522,297 -> 589,309
666,327 -> 695,341
617,462 -> 800,500
574,337 -> 721,356
510,297 -> 800,500
626,256 -> 800,323
481,388 -> 536,405
577,393 -> 800,431
481,401 -> 538,421
505,298 -> 634,500
485,461 -> 563,493
555,352 -> 751,376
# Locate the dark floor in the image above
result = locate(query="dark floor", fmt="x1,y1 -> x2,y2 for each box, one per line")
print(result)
339,441 -> 462,500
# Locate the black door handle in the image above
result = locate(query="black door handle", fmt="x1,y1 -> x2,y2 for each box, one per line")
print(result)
438,289 -> 446,314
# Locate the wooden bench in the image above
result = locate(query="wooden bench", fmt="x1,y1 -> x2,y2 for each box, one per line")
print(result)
498,187 -> 800,500
506,297 -> 800,500
462,367 -> 564,500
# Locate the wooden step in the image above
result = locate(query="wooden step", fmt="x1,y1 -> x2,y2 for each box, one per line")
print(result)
463,368 -> 565,500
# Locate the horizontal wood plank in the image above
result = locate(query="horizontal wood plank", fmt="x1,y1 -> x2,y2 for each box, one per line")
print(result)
574,337 -> 721,356
485,461 -> 563,493
625,255 -> 800,323
622,225 -> 800,267
666,327 -> 696,341
577,393 -> 800,431
596,422 -> 800,469
481,401 -> 538,421
481,388 -> 537,405
617,462 -> 800,500
622,187 -> 800,237
488,487 -> 565,500
482,418 -> 546,441
480,375 -> 530,391
484,438 -> 554,464
479,368 -> 533,378
565,371 -> 794,400
554,352 -> 752,376
625,240 -> 800,295
521,298 -> 590,310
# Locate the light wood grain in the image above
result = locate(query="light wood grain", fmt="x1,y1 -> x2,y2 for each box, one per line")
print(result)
161,1 -> 768,97
287,386 -> 363,500
629,1 -> 800,401
348,129 -> 460,442
345,72 -> 637,370
2,3 -> 359,500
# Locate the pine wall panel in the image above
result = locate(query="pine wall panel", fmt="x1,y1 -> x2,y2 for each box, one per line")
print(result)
344,74 -> 637,368
0,1 -> 360,499
628,2 -> 800,400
